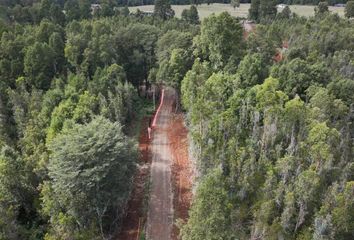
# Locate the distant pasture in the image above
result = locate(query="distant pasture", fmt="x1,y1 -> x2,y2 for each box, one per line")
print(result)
128,3 -> 345,19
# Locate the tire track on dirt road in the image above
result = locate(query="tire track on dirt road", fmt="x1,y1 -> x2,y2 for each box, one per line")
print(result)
146,88 -> 174,240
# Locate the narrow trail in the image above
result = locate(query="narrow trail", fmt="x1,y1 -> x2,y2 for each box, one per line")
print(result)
146,88 -> 175,240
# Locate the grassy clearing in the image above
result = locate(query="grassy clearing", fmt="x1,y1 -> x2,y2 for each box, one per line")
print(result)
129,3 -> 345,19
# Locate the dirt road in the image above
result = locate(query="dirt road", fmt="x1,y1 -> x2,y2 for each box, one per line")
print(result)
146,89 -> 174,240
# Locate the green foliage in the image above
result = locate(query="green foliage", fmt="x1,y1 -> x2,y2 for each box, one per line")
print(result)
181,59 -> 212,112
0,3 -> 353,239
249,0 -> 277,23
44,117 -> 137,238
231,0 -> 240,9
99,0 -> 116,17
64,0 -> 81,22
345,1 -> 354,18
121,6 -> 130,17
180,169 -> 234,240
157,48 -> 193,89
24,42 -> 55,90
181,12 -> 354,240
249,0 -> 260,22
117,23 -> 160,87
331,181 -> 354,239
259,0 -> 277,23
78,0 -> 92,20
195,12 -> 244,70
315,182 -> 354,239
157,30 -> 194,64
0,145 -> 35,240
315,1 -> 329,17
236,52 -> 269,88
271,58 -> 330,97
49,31 -> 65,73
46,97 -> 76,142
49,4 -> 66,26
154,0 -> 175,20
277,5 -> 292,19
156,30 -> 194,93
181,5 -> 200,24
89,64 -> 127,96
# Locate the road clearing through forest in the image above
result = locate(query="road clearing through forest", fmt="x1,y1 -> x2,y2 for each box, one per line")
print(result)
146,88 -> 174,240
118,88 -> 192,240
117,115 -> 151,240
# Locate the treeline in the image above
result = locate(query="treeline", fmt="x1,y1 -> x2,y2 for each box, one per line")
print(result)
0,0 -> 122,25
0,1 -> 198,239
0,0 -> 350,10
1,0 -> 353,239
124,0 -> 349,6
176,9 -> 354,240
0,0 -> 350,29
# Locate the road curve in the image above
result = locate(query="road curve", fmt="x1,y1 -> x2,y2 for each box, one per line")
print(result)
146,88 -> 174,240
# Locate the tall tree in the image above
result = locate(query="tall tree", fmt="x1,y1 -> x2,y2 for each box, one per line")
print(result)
44,117 -> 137,238
49,32 -> 65,73
154,0 -> 175,20
180,169 -> 234,240
277,5 -> 291,19
195,12 -> 244,70
231,0 -> 240,9
78,0 -> 91,19
249,0 -> 260,22
0,146 -> 35,240
24,42 -> 55,90
181,5 -> 199,24
40,0 -> 51,19
49,3 -> 66,25
64,0 -> 80,21
259,0 -> 277,22
236,53 -> 269,88
100,0 -> 115,17
315,1 -> 329,17
345,1 -> 354,18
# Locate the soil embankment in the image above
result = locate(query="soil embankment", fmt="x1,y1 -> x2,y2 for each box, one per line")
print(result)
117,116 -> 151,240
168,114 -> 193,240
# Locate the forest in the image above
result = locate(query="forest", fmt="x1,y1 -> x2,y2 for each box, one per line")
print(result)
180,3 -> 354,240
0,0 -> 353,239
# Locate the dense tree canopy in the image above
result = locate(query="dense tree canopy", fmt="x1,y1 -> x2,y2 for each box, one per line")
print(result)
0,1 -> 353,239
315,1 -> 330,16
181,5 -> 200,24
44,117 -> 137,239
345,0 -> 354,18
0,3 -> 200,237
154,0 -> 175,20
194,12 -> 244,70
180,11 -> 354,240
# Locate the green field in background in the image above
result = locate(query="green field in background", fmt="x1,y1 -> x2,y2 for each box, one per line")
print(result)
129,3 -> 345,19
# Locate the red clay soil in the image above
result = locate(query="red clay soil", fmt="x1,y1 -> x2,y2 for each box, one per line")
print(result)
168,113 -> 193,240
116,116 -> 151,240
